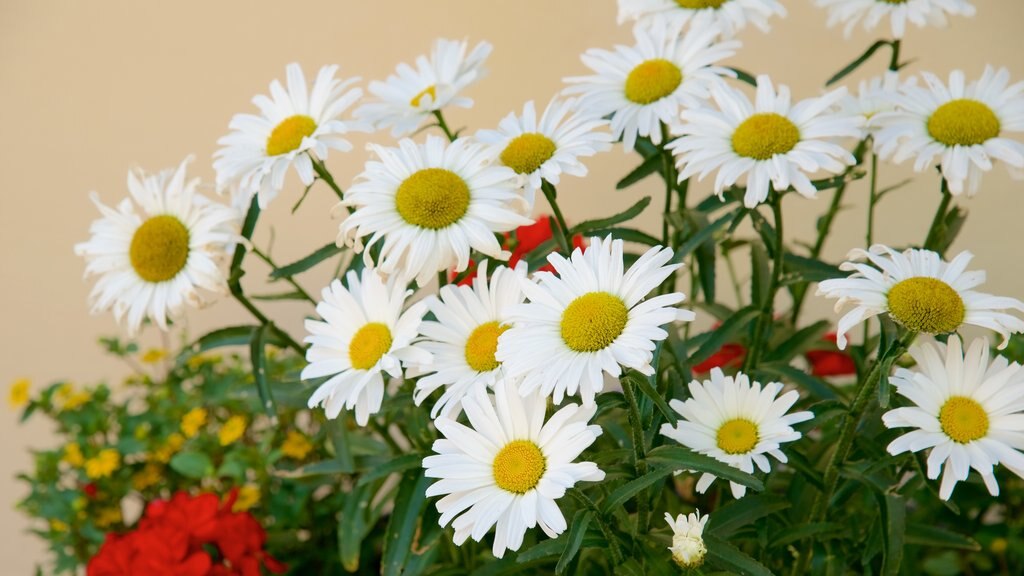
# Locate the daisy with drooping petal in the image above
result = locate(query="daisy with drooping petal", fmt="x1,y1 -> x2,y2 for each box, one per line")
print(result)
413,262 -> 527,418
422,380 -> 605,558
354,38 -> 492,137
814,0 -> 975,39
839,71 -> 914,138
563,19 -> 739,151
337,135 -> 532,287
669,75 -> 864,208
302,268 -> 431,426
214,63 -> 365,209
883,336 -> 1024,500
817,244 -> 1024,349
75,157 -> 241,335
496,236 -> 696,405
475,97 -> 613,207
665,510 -> 709,569
660,368 -> 814,499
873,66 -> 1024,196
617,0 -> 787,38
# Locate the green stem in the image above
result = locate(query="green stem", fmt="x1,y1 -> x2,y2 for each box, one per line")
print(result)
923,179 -> 954,255
660,123 -> 677,247
541,181 -> 572,255
621,376 -> 650,535
888,39 -> 902,71
250,246 -> 316,304
568,489 -> 624,565
432,110 -> 457,142
310,156 -> 344,200
743,193 -> 785,372
866,152 -> 879,247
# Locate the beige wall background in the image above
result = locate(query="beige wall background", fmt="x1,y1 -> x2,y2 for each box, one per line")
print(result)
2,1 -> 1022,572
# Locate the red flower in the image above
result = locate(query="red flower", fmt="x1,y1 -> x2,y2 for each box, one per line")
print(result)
805,333 -> 856,377
83,483 -> 99,499
692,343 -> 747,374
453,216 -> 586,286
87,490 -> 284,576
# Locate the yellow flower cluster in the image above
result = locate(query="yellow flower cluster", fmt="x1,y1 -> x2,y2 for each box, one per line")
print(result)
84,449 -> 120,479
153,433 -> 185,463
132,463 -> 163,491
56,383 -> 91,411
219,415 -> 247,446
232,484 -> 261,512
282,430 -> 314,460
8,378 -> 30,408
181,407 -> 207,438
63,442 -> 85,468
140,348 -> 167,364
94,507 -> 123,528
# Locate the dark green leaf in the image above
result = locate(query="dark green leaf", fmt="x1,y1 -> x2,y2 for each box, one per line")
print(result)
571,197 -> 652,234
274,459 -> 354,478
249,324 -> 275,417
764,320 -> 831,364
707,495 -> 790,538
705,534 -> 773,576
904,523 -> 980,551
881,493 -> 906,576
169,451 -> 213,479
750,240 -> 771,308
769,522 -> 846,548
382,471 -> 431,576
673,208 -> 742,264
688,305 -> 760,366
556,510 -> 592,574
728,66 -> 758,86
759,363 -> 839,401
249,290 -> 309,301
826,40 -> 891,86
645,445 -> 763,491
784,253 -> 843,283
270,242 -> 343,279
616,154 -> 663,189
188,325 -> 256,353
583,227 -> 661,247
356,453 -> 425,487
626,372 -> 674,423
601,467 -> 674,515
338,484 -> 373,571
696,236 -> 717,303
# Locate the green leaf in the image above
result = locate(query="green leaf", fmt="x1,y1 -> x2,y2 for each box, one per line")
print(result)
571,197 -> 651,234
673,208 -> 741,264
274,459 -> 354,478
759,363 -> 839,401
705,534 -> 773,576
904,523 -> 980,551
784,253 -> 843,283
583,227 -> 661,247
707,495 -> 790,538
338,483 -> 373,571
727,66 -> 758,86
687,305 -> 760,366
169,451 -> 213,479
616,153 -> 663,189
695,235 -> 717,303
750,240 -> 771,308
356,453 -> 425,487
601,467 -> 674,515
188,325 -> 256,352
249,324 -> 275,417
249,290 -> 309,301
556,510 -> 592,574
769,522 -> 846,548
645,445 -> 763,491
880,492 -> 906,576
764,320 -> 831,364
326,415 -> 357,474
382,471 -> 431,576
826,40 -> 891,86
270,242 -> 344,279
625,372 -> 674,423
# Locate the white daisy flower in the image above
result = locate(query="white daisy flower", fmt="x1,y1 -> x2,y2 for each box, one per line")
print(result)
884,336 -> 1024,500
302,268 -> 431,426
814,0 -> 975,39
660,368 -> 814,499
563,19 -> 739,151
817,245 -> 1024,350
665,510 -> 709,568
214,63 -> 365,209
413,262 -> 527,419
336,135 -> 531,287
75,157 -> 241,335
354,38 -> 492,137
839,71 -> 914,138
475,97 -> 613,206
872,66 -> 1024,196
496,236 -> 696,405
669,75 -> 864,207
423,379 -> 605,558
617,0 -> 787,38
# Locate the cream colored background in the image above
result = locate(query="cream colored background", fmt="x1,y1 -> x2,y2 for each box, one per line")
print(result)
2,1 -> 1023,572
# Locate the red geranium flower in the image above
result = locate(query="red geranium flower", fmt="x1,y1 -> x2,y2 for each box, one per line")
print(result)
805,333 -> 857,377
453,216 -> 586,285
83,483 -> 99,499
692,343 -> 746,374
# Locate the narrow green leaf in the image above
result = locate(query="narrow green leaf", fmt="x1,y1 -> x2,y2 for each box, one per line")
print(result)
881,492 -> 907,576
249,290 -> 308,301
326,415 -> 357,474
769,522 -> 846,548
169,451 -> 213,479
338,483 -> 372,571
249,324 -> 275,417
571,197 -> 652,234
188,325 -> 256,353
707,495 -> 790,538
727,66 -> 758,86
705,534 -> 773,576
645,445 -> 763,491
696,237 -> 717,303
688,305 -> 760,366
382,471 -> 431,576
784,253 -> 843,283
601,467 -> 674,515
764,320 -> 831,364
626,372 -> 674,423
616,154 -> 663,189
583,227 -> 661,247
673,208 -> 741,264
274,459 -> 354,478
750,240 -> 771,308
556,510 -> 592,574
356,453 -> 425,487
904,523 -> 980,551
270,242 -> 344,279
759,363 -> 839,401
826,40 -> 891,86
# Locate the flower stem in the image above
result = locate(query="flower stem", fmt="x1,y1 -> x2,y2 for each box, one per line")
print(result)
621,375 -> 650,535
432,110 -> 457,142
888,39 -> 902,71
310,156 -> 344,201
568,489 -> 624,565
250,246 -> 316,304
743,192 -> 785,372
923,178 -> 954,256
660,123 -> 677,247
541,181 -> 573,255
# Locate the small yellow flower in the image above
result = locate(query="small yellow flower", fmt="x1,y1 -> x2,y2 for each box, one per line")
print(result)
991,537 -> 1009,554
49,519 -> 69,532
186,353 -> 222,370
56,383 -> 91,411
132,463 -> 163,491
180,408 -> 208,438
232,484 -> 261,512
63,442 -> 86,468
281,430 -> 314,460
140,348 -> 168,364
218,415 -> 247,446
84,449 -> 120,479
8,378 -> 30,408
153,433 -> 185,463
134,424 -> 150,440
94,507 -> 122,528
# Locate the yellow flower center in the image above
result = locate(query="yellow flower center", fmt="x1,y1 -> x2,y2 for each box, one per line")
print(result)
395,168 -> 471,230
625,59 -> 683,105
732,113 -> 801,160
560,292 -> 629,352
266,114 -> 317,156
675,0 -> 728,8
939,396 -> 988,443
348,322 -> 393,370
464,321 -> 510,372
500,133 -> 557,175
716,419 -> 759,454
492,439 -> 546,494
129,215 -> 190,283
886,277 -> 965,334
410,85 -> 437,108
927,99 -> 1001,147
